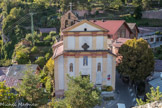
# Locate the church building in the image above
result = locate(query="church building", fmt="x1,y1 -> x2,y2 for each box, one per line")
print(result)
53,20 -> 116,97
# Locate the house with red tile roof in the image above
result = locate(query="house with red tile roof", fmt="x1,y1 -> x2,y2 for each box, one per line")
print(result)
92,20 -> 133,40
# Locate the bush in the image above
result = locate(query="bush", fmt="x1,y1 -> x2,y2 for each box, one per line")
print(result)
35,41 -> 51,46
133,6 -> 142,19
16,51 -> 29,64
102,85 -> 113,92
45,53 -> 51,60
0,60 -> 12,67
35,56 -> 46,68
107,86 -> 113,91
43,35 -> 52,41
31,46 -> 39,54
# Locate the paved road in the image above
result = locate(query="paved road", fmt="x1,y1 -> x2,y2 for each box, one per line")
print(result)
108,72 -> 137,108
95,72 -> 137,108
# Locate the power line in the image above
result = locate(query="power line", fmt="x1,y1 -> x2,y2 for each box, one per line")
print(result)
3,14 -> 30,33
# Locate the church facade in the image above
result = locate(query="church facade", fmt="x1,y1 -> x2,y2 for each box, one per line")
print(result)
53,20 -> 116,97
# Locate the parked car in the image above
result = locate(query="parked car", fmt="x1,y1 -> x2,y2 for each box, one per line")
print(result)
117,103 -> 126,108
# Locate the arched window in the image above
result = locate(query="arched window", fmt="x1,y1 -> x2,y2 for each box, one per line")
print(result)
97,63 -> 101,72
84,28 -> 87,31
71,21 -> 74,25
68,13 -> 71,19
83,56 -> 88,66
70,63 -> 73,72
65,20 -> 68,28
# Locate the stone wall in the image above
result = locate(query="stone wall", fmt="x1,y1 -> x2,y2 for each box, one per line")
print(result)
133,101 -> 162,108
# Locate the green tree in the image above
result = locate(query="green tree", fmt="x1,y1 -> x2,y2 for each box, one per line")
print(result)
51,75 -> 101,108
17,67 -> 49,107
133,5 -> 142,19
136,86 -> 162,105
154,45 -> 162,60
42,58 -> 54,97
132,0 -> 142,7
35,56 -> 46,68
142,0 -> 150,10
0,81 -> 18,107
118,38 -> 154,82
15,48 -> 30,64
109,0 -> 123,10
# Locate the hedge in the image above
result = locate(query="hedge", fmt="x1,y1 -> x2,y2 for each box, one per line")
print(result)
35,41 -> 51,46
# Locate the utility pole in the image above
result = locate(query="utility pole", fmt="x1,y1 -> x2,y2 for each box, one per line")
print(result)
29,12 -> 35,45
29,13 -> 34,36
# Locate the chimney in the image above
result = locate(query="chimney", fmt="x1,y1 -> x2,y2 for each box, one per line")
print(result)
93,20 -> 96,22
102,19 -> 105,22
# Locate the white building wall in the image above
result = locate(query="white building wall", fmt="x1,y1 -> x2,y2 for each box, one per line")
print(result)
70,23 -> 100,31
58,55 -> 64,90
107,55 -> 113,86
68,57 -> 75,77
79,57 -> 92,81
67,36 -> 75,50
96,36 -> 104,50
79,36 -> 92,50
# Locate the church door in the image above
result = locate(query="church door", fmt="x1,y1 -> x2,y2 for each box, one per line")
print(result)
96,63 -> 102,84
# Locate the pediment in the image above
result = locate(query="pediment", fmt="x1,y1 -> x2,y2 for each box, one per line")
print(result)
63,20 -> 108,32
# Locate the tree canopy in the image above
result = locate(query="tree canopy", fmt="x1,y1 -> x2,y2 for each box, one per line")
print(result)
118,38 -> 154,82
50,75 -> 101,108
136,86 -> 162,105
17,67 -> 49,107
0,82 -> 18,107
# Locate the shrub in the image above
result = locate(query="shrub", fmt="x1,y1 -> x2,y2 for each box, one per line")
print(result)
155,31 -> 160,35
35,56 -> 46,68
31,46 -> 39,54
102,85 -> 113,92
43,35 -> 52,41
16,51 -> 29,64
45,53 -> 51,60
133,6 -> 142,19
35,41 -> 51,46
107,86 -> 113,91
0,60 -> 12,67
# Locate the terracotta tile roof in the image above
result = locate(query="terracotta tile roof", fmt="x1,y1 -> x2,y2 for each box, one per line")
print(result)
73,10 -> 89,17
0,67 -> 9,76
155,60 -> 162,72
112,38 -> 131,48
0,64 -> 39,87
52,42 -> 64,59
127,23 -> 139,33
92,20 -> 131,35
127,23 -> 136,30
138,27 -> 162,34
52,41 -> 63,48
0,75 -> 21,87
39,28 -> 56,33
6,64 -> 39,80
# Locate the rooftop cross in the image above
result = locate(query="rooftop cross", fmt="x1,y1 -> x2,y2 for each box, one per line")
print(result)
69,2 -> 73,11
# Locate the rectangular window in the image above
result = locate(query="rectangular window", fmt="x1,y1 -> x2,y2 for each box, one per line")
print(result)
82,75 -> 89,79
83,56 -> 88,66
121,29 -> 126,38
150,38 -> 154,42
